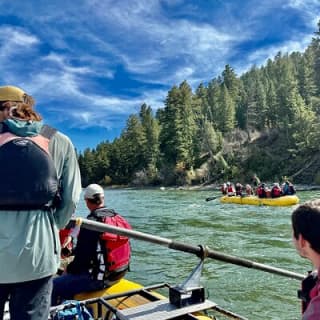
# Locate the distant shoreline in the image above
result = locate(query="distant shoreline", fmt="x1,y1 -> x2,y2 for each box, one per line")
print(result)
102,184 -> 320,192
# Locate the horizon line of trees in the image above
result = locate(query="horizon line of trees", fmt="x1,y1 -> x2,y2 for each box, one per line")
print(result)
78,21 -> 320,187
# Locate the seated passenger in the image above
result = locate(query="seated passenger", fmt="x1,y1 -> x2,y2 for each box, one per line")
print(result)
226,182 -> 235,196
257,183 -> 267,198
221,183 -> 227,195
59,217 -> 81,258
235,182 -> 243,196
58,218 -> 81,274
289,183 -> 296,195
271,183 -> 282,198
282,180 -> 296,195
245,184 -> 253,196
265,186 -> 271,198
52,184 -> 131,306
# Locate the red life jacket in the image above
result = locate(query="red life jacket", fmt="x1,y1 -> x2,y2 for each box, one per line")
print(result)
257,186 -> 263,197
92,208 -> 131,279
100,212 -> 131,272
59,228 -> 73,250
272,187 -> 281,197
227,185 -> 234,193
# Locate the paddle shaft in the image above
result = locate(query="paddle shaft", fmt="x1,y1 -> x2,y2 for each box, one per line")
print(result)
72,218 -> 305,281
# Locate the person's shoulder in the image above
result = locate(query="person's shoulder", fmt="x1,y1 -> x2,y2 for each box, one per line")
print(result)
52,130 -> 72,143
45,126 -> 74,147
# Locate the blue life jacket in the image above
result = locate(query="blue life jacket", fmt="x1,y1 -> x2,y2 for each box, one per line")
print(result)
0,124 -> 60,210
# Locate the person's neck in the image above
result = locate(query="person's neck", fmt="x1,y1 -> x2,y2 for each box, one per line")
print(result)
309,252 -> 320,272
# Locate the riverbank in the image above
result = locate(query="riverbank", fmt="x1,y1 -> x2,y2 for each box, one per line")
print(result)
102,183 -> 320,192
159,183 -> 320,192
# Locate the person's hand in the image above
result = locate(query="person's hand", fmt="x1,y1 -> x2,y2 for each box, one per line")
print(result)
61,247 -> 72,258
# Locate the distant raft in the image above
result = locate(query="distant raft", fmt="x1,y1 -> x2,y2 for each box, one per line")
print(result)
220,195 -> 299,206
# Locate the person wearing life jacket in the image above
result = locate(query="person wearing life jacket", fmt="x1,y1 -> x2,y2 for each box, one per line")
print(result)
251,173 -> 261,194
0,86 -> 82,320
58,218 -> 82,275
282,180 -> 296,196
51,184 -> 131,306
257,183 -> 267,198
271,183 -> 282,198
235,182 -> 243,196
245,184 -> 253,196
292,200 -> 320,319
226,182 -> 235,196
59,217 -> 82,257
221,183 -> 227,195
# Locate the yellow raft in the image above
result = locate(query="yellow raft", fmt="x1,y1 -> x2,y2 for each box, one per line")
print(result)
220,195 -> 299,206
73,278 -> 244,319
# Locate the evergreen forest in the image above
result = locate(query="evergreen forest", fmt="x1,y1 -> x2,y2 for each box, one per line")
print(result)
78,21 -> 320,187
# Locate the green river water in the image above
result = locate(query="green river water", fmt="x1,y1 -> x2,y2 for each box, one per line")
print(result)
76,189 -> 320,320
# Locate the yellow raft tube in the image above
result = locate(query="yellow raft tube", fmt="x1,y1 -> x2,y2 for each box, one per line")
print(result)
220,195 -> 299,206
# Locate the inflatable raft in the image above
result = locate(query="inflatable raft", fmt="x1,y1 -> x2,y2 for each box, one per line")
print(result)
49,277 -> 247,319
220,195 -> 299,206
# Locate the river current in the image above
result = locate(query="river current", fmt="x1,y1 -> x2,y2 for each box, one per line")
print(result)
76,189 -> 319,320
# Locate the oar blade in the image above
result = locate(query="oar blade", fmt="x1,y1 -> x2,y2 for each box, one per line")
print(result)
206,196 -> 218,201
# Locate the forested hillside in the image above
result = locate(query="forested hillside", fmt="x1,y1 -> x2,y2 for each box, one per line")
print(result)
79,21 -> 320,187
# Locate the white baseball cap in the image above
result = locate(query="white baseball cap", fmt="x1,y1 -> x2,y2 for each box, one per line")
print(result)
83,184 -> 104,199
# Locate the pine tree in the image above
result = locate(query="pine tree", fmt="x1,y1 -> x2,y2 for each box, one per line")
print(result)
158,85 -> 181,165
222,64 -> 240,102
139,103 -> 160,178
217,84 -> 236,133
121,115 -> 147,179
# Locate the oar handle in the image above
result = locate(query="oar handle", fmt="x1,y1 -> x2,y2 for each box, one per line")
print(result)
72,218 -> 305,281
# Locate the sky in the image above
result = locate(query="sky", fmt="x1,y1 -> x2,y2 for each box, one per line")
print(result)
0,0 -> 319,151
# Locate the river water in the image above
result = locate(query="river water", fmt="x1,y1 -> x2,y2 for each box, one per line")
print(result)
76,189 -> 320,320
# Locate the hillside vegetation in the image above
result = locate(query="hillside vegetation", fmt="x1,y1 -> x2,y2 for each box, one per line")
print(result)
79,21 -> 320,187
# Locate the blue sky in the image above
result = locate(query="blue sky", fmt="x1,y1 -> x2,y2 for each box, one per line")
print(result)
0,0 -> 319,151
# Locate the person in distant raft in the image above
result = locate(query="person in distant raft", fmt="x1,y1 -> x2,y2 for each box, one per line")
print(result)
292,200 -> 320,319
51,184 -> 132,306
251,174 -> 261,194
0,86 -> 82,320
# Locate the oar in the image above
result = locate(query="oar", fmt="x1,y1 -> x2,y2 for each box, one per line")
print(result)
205,196 -> 219,201
71,217 -> 305,281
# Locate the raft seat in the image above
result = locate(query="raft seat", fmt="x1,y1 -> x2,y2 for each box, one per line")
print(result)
74,279 -> 216,320
116,299 -> 216,320
75,279 -> 146,317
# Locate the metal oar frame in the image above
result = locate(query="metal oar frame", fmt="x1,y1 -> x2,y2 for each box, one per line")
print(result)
49,282 -> 248,320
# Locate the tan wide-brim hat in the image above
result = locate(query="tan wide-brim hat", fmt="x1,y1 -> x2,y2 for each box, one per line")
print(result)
0,85 -> 26,102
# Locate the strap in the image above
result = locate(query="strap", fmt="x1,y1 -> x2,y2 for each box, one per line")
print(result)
0,123 -> 5,134
40,124 -> 57,140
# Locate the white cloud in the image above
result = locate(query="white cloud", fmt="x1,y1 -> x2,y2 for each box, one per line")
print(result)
285,0 -> 320,26
0,0 -> 319,140
236,36 -> 313,75
43,54 -> 93,75
0,26 -> 39,58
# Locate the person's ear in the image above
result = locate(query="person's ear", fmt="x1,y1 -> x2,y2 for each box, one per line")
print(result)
298,234 -> 307,247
